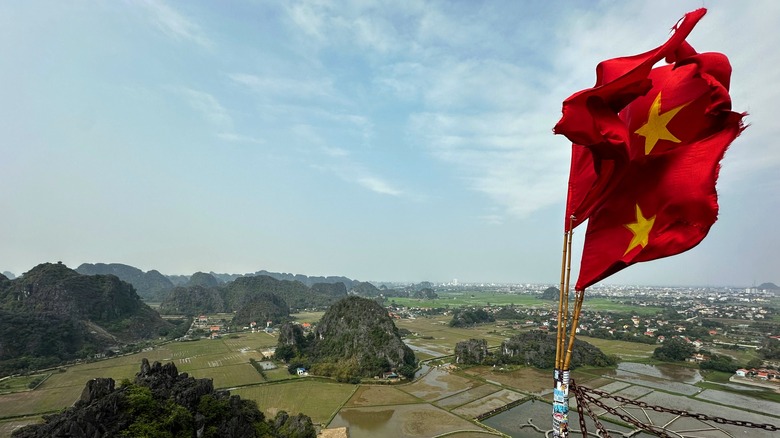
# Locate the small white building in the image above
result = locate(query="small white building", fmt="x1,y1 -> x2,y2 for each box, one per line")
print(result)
735,368 -> 748,377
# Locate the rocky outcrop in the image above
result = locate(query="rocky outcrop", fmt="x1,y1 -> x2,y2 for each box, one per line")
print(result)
312,296 -> 416,373
455,339 -> 489,364
159,285 -> 226,315
500,331 -> 616,369
231,292 -> 290,327
13,359 -> 316,438
310,282 -> 347,298
187,272 -> 220,288
76,263 -> 174,301
349,281 -> 381,297
277,323 -> 307,347
161,275 -> 348,316
0,263 -> 172,374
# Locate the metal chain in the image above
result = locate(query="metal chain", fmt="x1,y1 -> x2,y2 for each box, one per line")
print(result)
573,381 -> 590,437
571,380 -> 612,438
575,385 -> 675,438
581,385 -> 780,432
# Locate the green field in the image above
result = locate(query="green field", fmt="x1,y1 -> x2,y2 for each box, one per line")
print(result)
576,336 -> 658,359
290,311 -> 325,323
396,315 -> 518,358
233,379 -> 357,424
0,303 -> 770,437
0,332 -> 282,421
391,291 -> 667,317
0,374 -> 50,395
579,298 -> 665,315
390,292 -> 551,309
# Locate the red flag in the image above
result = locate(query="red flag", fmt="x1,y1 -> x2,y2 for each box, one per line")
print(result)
557,9 -> 707,231
575,43 -> 745,290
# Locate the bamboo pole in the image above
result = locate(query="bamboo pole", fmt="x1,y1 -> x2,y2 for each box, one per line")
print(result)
563,289 -> 585,370
561,225 -> 573,363
552,217 -> 575,438
554,229 -> 569,369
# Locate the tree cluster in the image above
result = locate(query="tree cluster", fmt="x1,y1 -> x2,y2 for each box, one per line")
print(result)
652,337 -> 696,362
449,308 -> 495,327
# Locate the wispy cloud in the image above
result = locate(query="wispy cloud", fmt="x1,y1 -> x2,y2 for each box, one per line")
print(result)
403,55 -> 567,219
216,133 -> 265,145
229,73 -> 335,100
137,0 -> 212,49
478,214 -> 504,226
176,87 -> 232,128
321,146 -> 350,157
174,87 -> 264,144
284,0 -> 408,53
355,175 -> 403,196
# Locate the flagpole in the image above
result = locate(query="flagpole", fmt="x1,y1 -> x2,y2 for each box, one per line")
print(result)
563,289 -> 585,370
562,223 -> 573,356
553,217 -> 574,438
554,229 -> 569,370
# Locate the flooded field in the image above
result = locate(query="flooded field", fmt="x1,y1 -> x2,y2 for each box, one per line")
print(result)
602,362 -> 702,395
615,362 -> 702,384
476,363 -> 780,438
696,388 -> 780,414
434,384 -> 502,409
481,400 -> 646,438
329,404 -> 484,438
402,368 -> 477,401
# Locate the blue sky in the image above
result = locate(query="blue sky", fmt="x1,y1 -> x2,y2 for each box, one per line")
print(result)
1,1 -> 777,286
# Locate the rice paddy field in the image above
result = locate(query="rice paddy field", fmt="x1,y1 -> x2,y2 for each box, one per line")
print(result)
232,379 -> 358,424
575,335 -> 658,359
0,331 -> 278,422
1,307 -> 778,438
390,292 -> 551,309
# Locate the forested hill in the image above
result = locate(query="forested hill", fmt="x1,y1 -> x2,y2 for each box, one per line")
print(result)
249,270 -> 357,289
276,296 -> 416,380
0,263 -> 173,375
76,263 -> 174,301
181,270 -> 360,289
160,274 -> 348,315
76,263 -> 366,300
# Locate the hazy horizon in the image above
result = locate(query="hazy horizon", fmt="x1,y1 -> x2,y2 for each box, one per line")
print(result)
2,260 -> 775,290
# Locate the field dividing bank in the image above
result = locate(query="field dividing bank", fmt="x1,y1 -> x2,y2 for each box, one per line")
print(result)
232,379 -> 357,424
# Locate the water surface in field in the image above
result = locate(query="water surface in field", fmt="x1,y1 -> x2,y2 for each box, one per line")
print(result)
329,404 -> 482,438
598,362 -> 702,395
481,400 -> 647,438
614,362 -> 702,384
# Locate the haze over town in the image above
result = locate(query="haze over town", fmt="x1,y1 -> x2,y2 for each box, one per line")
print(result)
1,1 -> 778,286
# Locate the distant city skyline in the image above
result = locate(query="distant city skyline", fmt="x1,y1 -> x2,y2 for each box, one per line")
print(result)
1,1 -> 778,287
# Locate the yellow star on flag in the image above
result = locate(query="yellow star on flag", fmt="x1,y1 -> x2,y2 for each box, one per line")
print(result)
634,92 -> 688,155
624,204 -> 655,255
